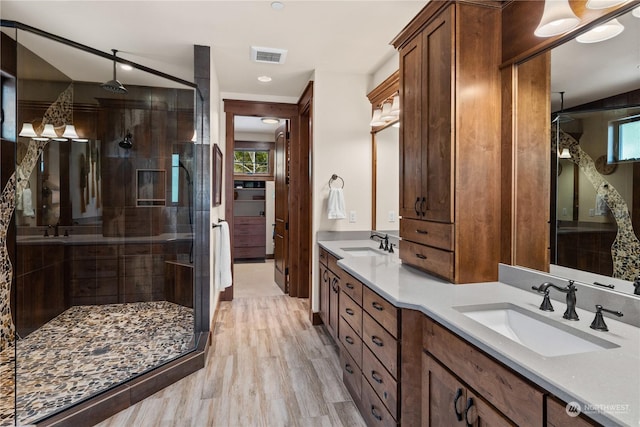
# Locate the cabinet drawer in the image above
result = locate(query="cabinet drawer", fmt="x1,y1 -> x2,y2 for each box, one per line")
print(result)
340,344 -> 362,402
234,222 -> 265,237
400,240 -> 454,282
340,292 -> 362,338
363,345 -> 398,420
363,313 -> 398,379
233,246 -> 265,259
319,247 -> 328,266
400,218 -> 453,251
234,216 -> 264,226
361,379 -> 397,427
423,317 -> 544,427
547,396 -> 598,427
327,253 -> 341,277
234,234 -> 264,247
363,286 -> 398,338
339,315 -> 362,368
340,270 -> 363,306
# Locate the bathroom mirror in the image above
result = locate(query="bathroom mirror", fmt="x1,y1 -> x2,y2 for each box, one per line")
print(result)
374,123 -> 399,232
369,71 -> 400,234
532,7 -> 640,297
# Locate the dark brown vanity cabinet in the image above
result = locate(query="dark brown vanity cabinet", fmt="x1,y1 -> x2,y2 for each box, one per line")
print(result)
393,1 -> 501,284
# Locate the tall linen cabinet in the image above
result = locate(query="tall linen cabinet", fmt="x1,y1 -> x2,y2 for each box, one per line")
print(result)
392,1 -> 502,283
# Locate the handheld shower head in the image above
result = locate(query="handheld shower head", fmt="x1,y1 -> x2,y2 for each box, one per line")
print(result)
101,49 -> 128,94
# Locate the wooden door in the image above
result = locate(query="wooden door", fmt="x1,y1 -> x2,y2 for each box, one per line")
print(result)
399,35 -> 423,220
423,8 -> 454,224
423,354 -> 466,426
274,122 -> 289,293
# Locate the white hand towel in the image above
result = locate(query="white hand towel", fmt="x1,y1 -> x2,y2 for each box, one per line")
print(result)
215,221 -> 233,290
328,188 -> 346,219
595,194 -> 608,216
21,188 -> 35,217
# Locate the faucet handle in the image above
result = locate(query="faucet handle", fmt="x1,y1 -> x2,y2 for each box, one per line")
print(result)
531,287 -> 554,312
590,305 -> 623,332
389,243 -> 395,254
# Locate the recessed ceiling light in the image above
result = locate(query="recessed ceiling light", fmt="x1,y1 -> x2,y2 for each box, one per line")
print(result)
258,75 -> 272,83
261,118 -> 280,125
120,64 -> 133,71
271,2 -> 284,10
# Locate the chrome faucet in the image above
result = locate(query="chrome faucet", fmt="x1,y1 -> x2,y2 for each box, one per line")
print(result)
370,232 -> 389,252
532,280 -> 579,321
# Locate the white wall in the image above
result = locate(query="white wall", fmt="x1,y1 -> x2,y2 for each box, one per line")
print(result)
368,53 -> 398,93
311,69 -> 373,311
235,131 -> 275,142
208,53 -> 224,330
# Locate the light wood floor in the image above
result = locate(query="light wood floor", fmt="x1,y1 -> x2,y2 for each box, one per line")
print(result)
97,270 -> 365,426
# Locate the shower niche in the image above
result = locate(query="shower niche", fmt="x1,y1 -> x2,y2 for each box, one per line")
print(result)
1,22 -> 206,426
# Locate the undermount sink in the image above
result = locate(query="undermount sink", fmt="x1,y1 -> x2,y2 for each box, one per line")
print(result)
454,303 -> 619,357
340,247 -> 387,257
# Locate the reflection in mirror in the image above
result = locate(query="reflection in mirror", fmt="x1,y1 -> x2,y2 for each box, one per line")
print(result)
375,123 -> 399,232
548,7 -> 640,296
1,24 -> 200,424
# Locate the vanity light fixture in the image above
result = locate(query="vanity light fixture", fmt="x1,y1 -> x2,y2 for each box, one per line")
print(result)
558,147 -> 571,158
576,18 -> 624,43
261,117 -> 280,125
633,5 -> 640,17
369,108 -> 386,127
389,93 -> 400,117
585,0 -> 629,9
41,124 -> 58,139
534,0 -> 580,37
18,123 -> 38,138
191,129 -> 197,142
380,102 -> 395,121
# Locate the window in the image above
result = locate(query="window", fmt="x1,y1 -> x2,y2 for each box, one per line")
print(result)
234,149 -> 270,175
171,154 -> 179,203
609,113 -> 640,162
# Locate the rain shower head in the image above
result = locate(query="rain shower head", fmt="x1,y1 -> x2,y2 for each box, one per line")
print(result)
119,131 -> 133,149
101,49 -> 128,94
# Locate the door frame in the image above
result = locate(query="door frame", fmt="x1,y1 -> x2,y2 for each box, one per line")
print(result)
222,98 -> 311,301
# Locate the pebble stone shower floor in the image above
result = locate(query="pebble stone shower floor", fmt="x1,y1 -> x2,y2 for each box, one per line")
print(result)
0,301 -> 194,425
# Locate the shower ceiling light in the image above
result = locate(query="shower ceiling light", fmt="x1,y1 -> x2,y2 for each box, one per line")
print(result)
585,0 -> 629,9
534,0 -> 580,37
576,18 -> 624,43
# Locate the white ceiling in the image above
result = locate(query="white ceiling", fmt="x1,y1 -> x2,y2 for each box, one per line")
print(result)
2,1 -> 639,124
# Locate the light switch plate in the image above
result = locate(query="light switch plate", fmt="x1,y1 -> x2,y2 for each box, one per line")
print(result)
349,211 -> 356,223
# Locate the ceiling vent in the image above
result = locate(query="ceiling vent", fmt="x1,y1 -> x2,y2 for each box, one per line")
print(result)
251,46 -> 287,64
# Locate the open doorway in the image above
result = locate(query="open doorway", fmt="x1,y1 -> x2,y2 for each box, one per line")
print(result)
231,115 -> 285,298
222,95 -> 312,304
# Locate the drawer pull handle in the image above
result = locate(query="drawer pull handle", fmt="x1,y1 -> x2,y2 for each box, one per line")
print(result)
372,301 -> 384,311
371,405 -> 383,421
371,336 -> 384,347
345,336 -> 355,345
346,283 -> 355,290
323,270 -> 328,282
345,364 -> 354,375
464,397 -> 476,427
416,229 -> 429,234
414,197 -> 421,216
453,388 -> 464,421
371,370 -> 383,384
420,196 -> 426,216
345,308 -> 355,316
416,253 -> 427,260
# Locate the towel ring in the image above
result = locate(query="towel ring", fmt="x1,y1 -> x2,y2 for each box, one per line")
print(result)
329,174 -> 344,189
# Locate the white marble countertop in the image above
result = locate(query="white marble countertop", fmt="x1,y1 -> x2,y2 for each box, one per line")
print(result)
319,239 -> 640,427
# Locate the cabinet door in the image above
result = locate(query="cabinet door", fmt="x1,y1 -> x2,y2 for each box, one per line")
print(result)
464,389 -> 515,427
423,354 -> 466,426
319,263 -> 329,326
329,274 -> 340,340
422,7 -> 454,223
399,34 -> 423,220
